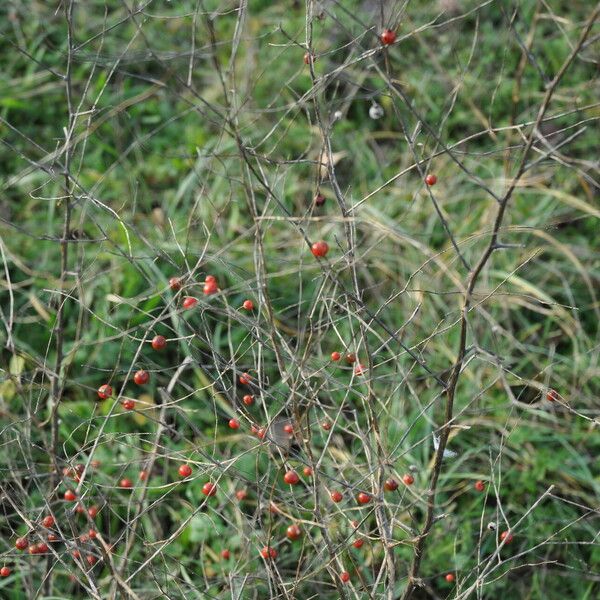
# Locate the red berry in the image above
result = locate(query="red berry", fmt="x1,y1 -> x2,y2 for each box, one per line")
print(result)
286,524 -> 301,541
283,470 -> 300,485
38,543 -> 49,554
330,490 -> 343,503
380,29 -> 396,45
445,573 -> 455,583
41,515 -> 54,528
402,474 -> 414,486
88,506 -> 99,519
546,389 -> 558,402
357,492 -> 371,504
340,571 -> 350,583
203,280 -> 218,295
64,490 -> 77,502
122,399 -> 135,410
354,363 -> 366,376
120,478 -> 133,489
474,480 -> 485,492
88,529 -> 97,539
133,369 -> 149,385
331,351 -> 341,361
205,275 -> 216,284
242,394 -> 254,405
151,335 -> 166,351
86,555 -> 97,566
260,546 -> 277,560
0,567 -> 11,577
15,538 -> 27,551
97,384 -> 112,400
425,174 -> 437,186
314,193 -> 326,206
139,470 -> 148,481
28,545 -> 39,555
72,550 -> 81,560
229,418 -> 240,430
236,489 -> 247,501
75,503 -> 85,514
178,464 -> 192,478
345,353 -> 356,364
202,482 -> 217,497
303,466 -> 313,477
384,478 -> 398,492
221,549 -> 230,560
500,530 -> 513,544
47,533 -> 58,542
311,240 -> 329,258
242,299 -> 254,311
352,538 -> 364,549
169,277 -> 181,291
283,423 -> 294,435
303,52 -> 313,65
321,420 -> 332,431
239,373 -> 252,385
182,296 -> 198,309
256,427 -> 266,440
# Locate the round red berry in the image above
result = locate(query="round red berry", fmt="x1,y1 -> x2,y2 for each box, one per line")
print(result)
402,474 -> 414,486
425,174 -> 437,186
286,524 -> 301,541
352,538 -> 364,549
345,353 -> 356,364
64,490 -> 77,502
303,52 -> 313,65
88,529 -> 97,539
260,546 -> 277,560
0,567 -> 11,577
321,420 -> 332,431
239,373 -> 252,385
122,399 -> 135,410
133,369 -> 149,385
331,351 -> 341,361
384,478 -> 398,492
86,555 -> 97,566
242,394 -> 254,405
474,480 -> 485,492
97,384 -> 112,400
236,489 -> 247,501
314,193 -> 326,207
445,573 -> 455,583
354,363 -> 366,376
380,29 -> 396,45
283,423 -> 294,435
203,280 -> 218,295
169,277 -> 181,291
221,549 -> 230,560
357,492 -> 371,504
283,470 -> 300,485
303,466 -> 313,477
41,515 -> 54,528
500,530 -> 513,544
139,470 -> 148,481
182,296 -> 198,309
330,490 -> 343,503
120,478 -> 133,489
229,418 -> 240,430
202,482 -> 216,496
546,389 -> 558,402
311,240 -> 329,258
205,275 -> 216,284
242,299 -> 254,311
340,571 -> 350,583
151,335 -> 166,351
15,538 -> 28,551
178,464 -> 192,478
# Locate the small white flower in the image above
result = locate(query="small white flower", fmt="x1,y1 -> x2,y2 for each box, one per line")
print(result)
369,101 -> 384,120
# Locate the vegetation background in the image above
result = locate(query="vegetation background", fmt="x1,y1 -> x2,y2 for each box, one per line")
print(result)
0,1 -> 599,599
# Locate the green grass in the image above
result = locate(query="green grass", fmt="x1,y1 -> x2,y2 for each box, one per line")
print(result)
0,1 -> 599,598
